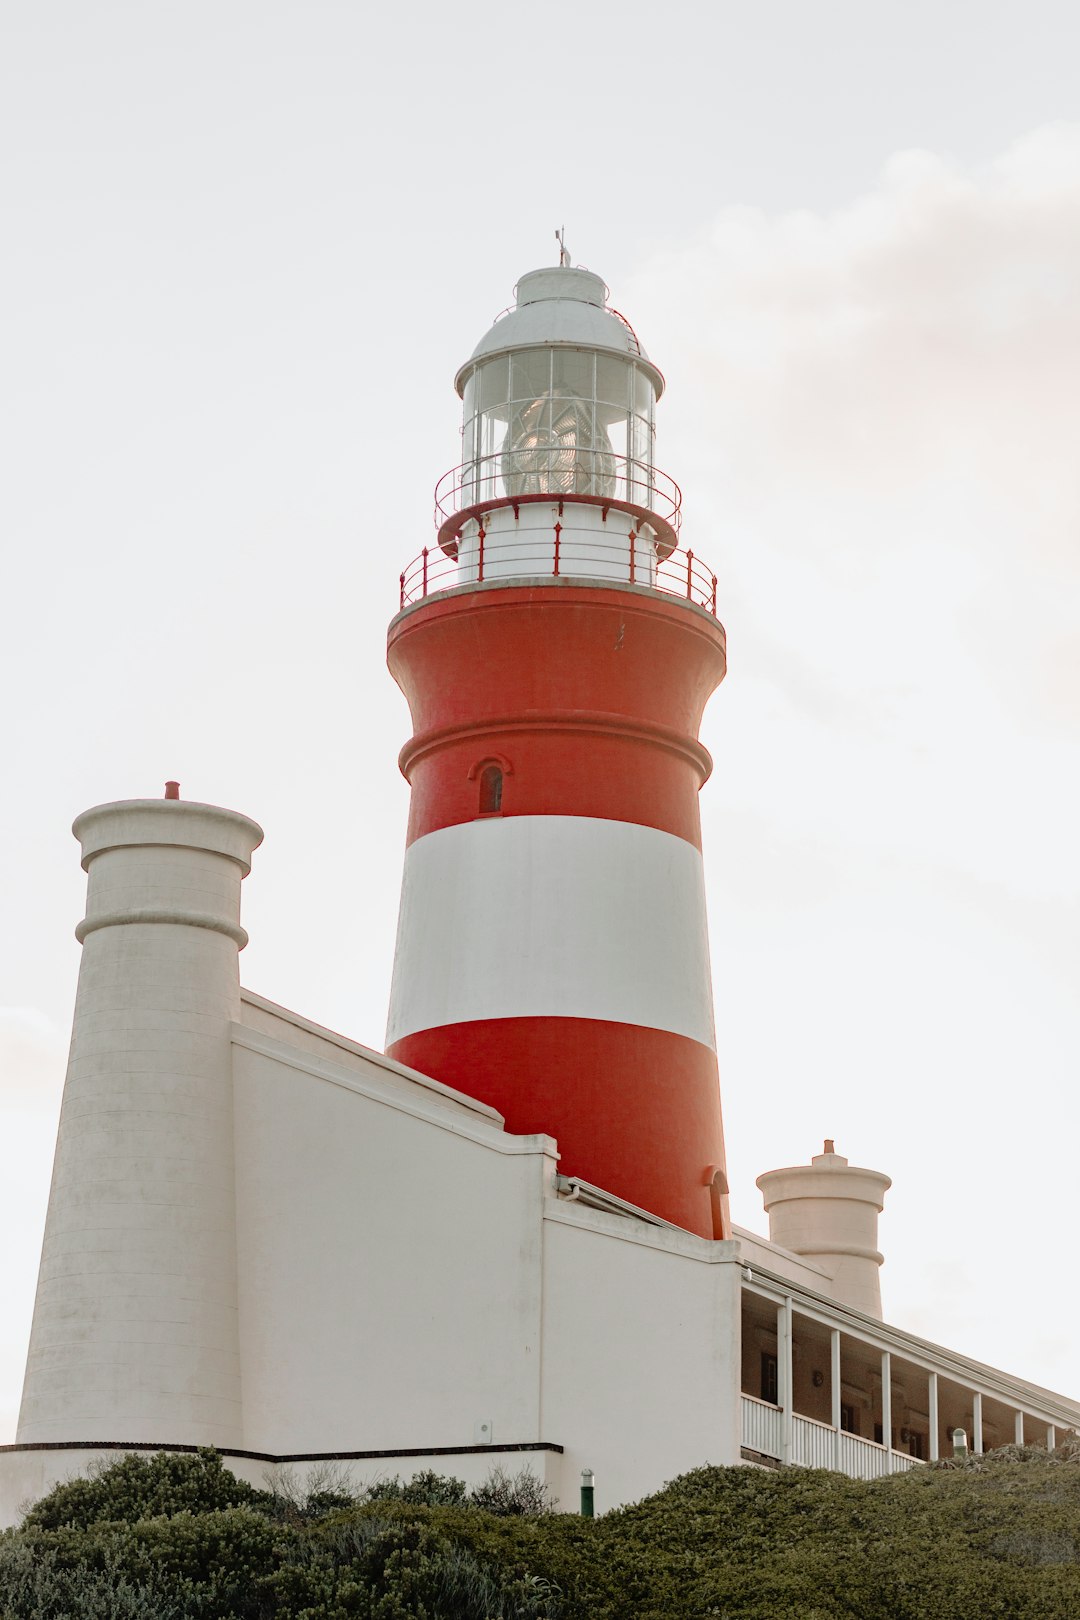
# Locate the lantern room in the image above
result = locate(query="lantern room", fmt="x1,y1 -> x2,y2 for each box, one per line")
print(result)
456,266 -> 662,511
429,262 -> 691,593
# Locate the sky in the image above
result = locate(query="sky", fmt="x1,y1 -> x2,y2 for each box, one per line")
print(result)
1,1 -> 1078,1441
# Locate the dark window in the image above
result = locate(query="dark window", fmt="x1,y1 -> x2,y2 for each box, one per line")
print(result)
841,1404 -> 859,1435
479,765 -> 503,814
760,1353 -> 778,1406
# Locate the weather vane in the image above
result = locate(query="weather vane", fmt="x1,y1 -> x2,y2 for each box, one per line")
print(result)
556,226 -> 570,267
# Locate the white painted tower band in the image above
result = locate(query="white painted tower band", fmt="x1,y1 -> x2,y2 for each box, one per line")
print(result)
386,815 -> 717,1050
17,798 -> 263,1447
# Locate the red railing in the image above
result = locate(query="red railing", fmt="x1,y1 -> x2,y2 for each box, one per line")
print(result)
398,525 -> 718,617
434,452 -> 682,543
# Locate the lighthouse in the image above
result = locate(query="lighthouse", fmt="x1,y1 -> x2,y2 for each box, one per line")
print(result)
6,251 -> 1080,1532
385,255 -> 731,1240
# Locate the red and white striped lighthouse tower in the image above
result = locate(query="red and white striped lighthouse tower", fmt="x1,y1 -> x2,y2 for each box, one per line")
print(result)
385,254 -> 730,1240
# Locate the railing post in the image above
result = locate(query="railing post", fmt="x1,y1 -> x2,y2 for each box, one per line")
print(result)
553,521 -> 561,577
881,1350 -> 892,1470
779,1297 -> 793,1466
421,546 -> 428,599
710,574 -> 717,616
477,524 -> 485,584
399,572 -> 406,610
628,530 -> 636,585
831,1328 -> 842,1474
686,549 -> 694,600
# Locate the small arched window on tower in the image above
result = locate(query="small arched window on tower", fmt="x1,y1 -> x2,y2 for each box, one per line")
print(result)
469,754 -> 511,817
478,763 -> 503,815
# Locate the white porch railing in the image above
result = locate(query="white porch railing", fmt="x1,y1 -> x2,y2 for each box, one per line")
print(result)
835,1431 -> 919,1476
741,1397 -> 924,1479
741,1395 -> 782,1459
793,1413 -> 835,1469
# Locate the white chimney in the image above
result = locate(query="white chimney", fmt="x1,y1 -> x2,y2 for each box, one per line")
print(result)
756,1142 -> 891,1318
18,793 -> 262,1446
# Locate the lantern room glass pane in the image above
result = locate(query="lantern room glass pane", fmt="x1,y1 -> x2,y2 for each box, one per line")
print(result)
630,412 -> 653,471
509,350 -> 553,408
596,353 -> 632,411
551,350 -> 596,402
480,356 -> 511,415
634,368 -> 655,416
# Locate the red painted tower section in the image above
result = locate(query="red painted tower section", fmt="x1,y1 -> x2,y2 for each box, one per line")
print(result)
384,262 -> 731,1239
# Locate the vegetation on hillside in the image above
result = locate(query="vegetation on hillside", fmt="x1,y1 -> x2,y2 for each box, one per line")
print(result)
2,1442 -> 1079,1618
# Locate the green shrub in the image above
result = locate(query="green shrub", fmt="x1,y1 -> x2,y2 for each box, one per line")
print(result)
264,1511 -> 563,1619
470,1466 -> 556,1517
7,1444 -> 1080,1619
22,1448 -> 270,1532
0,1532 -> 184,1620
362,1470 -> 470,1509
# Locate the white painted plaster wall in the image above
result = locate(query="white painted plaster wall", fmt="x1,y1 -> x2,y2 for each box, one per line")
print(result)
386,816 -> 716,1048
231,1025 -> 558,1456
539,1206 -> 744,1510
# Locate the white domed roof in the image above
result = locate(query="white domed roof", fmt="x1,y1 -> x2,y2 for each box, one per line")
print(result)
455,265 -> 664,399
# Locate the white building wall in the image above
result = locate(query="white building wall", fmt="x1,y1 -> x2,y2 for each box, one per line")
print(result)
230,1024 -> 558,1456
539,1206 -> 743,1510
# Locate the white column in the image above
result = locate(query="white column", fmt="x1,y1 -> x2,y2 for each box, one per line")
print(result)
779,1298 -> 793,1465
18,798 -> 263,1448
880,1350 -> 892,1468
973,1391 -> 983,1454
1047,1424 -> 1056,1450
928,1372 -> 939,1462
1015,1409 -> 1025,1445
831,1327 -> 842,1472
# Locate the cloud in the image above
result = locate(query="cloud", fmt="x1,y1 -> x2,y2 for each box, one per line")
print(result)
627,125 -> 1080,902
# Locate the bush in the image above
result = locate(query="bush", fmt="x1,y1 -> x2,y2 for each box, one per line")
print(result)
7,1445 -> 1080,1619
267,1512 -> 563,1619
470,1466 -> 556,1517
22,1448 -> 270,1532
0,1533 -> 185,1620
260,1461 -> 360,1524
361,1469 -> 470,1509
0,1507 -> 279,1620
